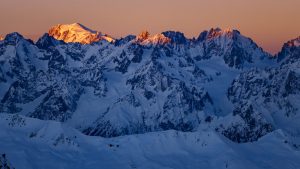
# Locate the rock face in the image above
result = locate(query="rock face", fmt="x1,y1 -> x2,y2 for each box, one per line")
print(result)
2,24 -> 298,144
0,153 -> 15,169
277,36 -> 300,62
226,37 -> 300,142
48,23 -> 114,44
195,28 -> 272,69
136,31 -> 171,45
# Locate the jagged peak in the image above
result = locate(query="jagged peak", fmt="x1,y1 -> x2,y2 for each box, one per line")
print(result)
48,23 -> 115,44
197,28 -> 240,42
5,32 -> 25,40
136,31 -> 171,45
36,33 -> 65,49
277,36 -> 300,62
0,32 -> 36,47
115,35 -> 136,46
3,32 -> 27,45
208,27 -> 240,36
161,31 -> 187,44
136,31 -> 151,42
285,36 -> 300,47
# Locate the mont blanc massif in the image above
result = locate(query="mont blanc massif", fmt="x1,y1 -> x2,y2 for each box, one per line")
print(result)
0,23 -> 299,169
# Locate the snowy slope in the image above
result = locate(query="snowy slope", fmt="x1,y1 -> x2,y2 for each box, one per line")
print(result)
0,113 -> 299,169
48,23 -> 114,44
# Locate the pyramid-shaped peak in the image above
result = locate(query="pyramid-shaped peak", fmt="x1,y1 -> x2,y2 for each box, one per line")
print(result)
4,32 -> 26,43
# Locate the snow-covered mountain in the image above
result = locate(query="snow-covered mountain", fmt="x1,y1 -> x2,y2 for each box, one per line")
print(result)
135,31 -> 171,45
195,28 -> 273,68
48,23 -> 115,44
227,36 -> 300,143
0,23 -> 299,168
277,36 -> 300,62
0,25 -> 275,138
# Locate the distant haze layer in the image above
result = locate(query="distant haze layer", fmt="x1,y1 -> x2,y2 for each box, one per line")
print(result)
0,0 -> 299,54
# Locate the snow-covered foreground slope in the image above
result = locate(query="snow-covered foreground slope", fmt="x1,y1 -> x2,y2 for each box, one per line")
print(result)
0,113 -> 299,169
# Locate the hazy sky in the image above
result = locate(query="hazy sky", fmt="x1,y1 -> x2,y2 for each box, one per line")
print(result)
0,0 -> 299,54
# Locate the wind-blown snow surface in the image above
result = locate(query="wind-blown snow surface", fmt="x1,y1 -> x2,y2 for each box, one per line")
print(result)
0,114 -> 299,169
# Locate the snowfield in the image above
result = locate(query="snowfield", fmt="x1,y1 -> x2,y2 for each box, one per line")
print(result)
0,114 -> 299,169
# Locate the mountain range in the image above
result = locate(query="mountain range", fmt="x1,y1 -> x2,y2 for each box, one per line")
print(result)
0,23 -> 299,169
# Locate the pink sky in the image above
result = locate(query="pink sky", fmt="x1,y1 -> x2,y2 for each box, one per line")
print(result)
0,0 -> 299,54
